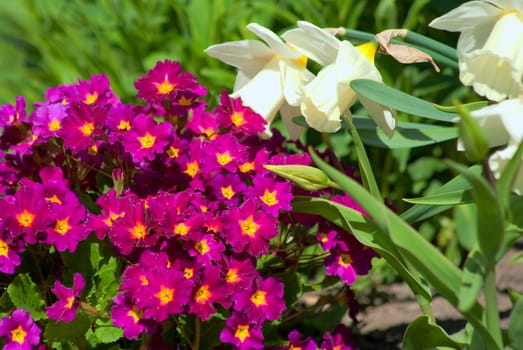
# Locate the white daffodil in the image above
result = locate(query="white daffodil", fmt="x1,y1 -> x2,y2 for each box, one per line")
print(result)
204,23 -> 313,138
467,95 -> 523,194
429,0 -> 523,101
282,21 -> 396,136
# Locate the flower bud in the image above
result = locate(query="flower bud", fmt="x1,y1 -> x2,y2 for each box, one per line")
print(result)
264,164 -> 332,190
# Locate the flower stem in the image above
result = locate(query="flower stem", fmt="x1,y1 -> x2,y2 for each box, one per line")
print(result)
192,317 -> 200,350
484,264 -> 503,348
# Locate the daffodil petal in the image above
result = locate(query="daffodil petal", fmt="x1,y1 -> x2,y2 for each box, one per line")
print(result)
205,40 -> 273,74
279,103 -> 305,140
489,142 -> 523,194
231,58 -> 284,125
429,1 -> 500,32
469,100 -> 514,147
280,61 -> 312,106
282,21 -> 339,66
247,23 -> 300,59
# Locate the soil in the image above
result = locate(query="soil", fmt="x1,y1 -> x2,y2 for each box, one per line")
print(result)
352,244 -> 523,349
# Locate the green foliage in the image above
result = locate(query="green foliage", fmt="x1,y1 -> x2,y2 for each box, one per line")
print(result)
7,274 -> 46,320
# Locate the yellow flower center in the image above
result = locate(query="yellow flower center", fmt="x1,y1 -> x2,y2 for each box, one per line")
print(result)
11,325 -> 27,344
45,195 -> 62,204
154,76 -> 176,95
260,189 -> 278,206
139,275 -> 149,286
194,285 -> 211,303
250,290 -> 267,307
225,268 -> 239,283
174,222 -> 190,236
117,120 -> 131,131
129,222 -> 147,239
65,296 -> 75,309
195,239 -> 210,255
16,209 -> 35,228
84,92 -> 98,105
0,239 -> 9,257
231,112 -> 245,127
79,122 -> 95,136
184,267 -> 194,279
239,216 -> 259,237
238,161 -> 255,173
216,151 -> 233,166
356,42 -> 378,64
48,118 -> 61,131
166,146 -> 180,158
138,132 -> 156,149
178,96 -> 193,106
127,306 -> 143,323
338,252 -> 353,268
234,324 -> 250,343
221,186 -> 235,200
55,217 -> 72,235
155,285 -> 174,305
184,161 -> 200,178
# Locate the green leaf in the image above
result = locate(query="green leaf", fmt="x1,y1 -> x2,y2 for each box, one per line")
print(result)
403,189 -> 473,205
93,319 -> 123,343
458,249 -> 485,312
456,103 -> 489,162
291,196 -> 432,302
44,312 -> 91,345
351,79 -> 458,122
347,117 -> 382,199
401,165 -> 481,223
7,274 -> 46,320
508,298 -> 523,350
454,204 -> 478,251
403,315 -> 464,350
447,160 -> 504,263
434,101 -> 488,113
308,149 -> 498,349
353,116 -> 459,148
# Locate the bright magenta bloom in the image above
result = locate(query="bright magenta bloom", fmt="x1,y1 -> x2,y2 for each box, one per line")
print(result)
134,60 -> 206,103
320,324 -> 358,350
223,199 -> 279,256
214,91 -> 266,136
0,309 -> 41,349
233,276 -> 286,321
46,273 -> 85,322
0,96 -> 26,127
188,266 -> 230,320
220,312 -> 264,350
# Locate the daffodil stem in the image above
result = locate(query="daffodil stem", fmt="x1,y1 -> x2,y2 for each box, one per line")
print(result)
404,30 -> 458,62
484,264 -> 503,348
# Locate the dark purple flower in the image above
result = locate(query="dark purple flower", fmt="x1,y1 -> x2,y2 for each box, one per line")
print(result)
320,324 -> 358,350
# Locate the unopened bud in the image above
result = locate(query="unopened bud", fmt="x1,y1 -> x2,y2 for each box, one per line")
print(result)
264,164 -> 332,191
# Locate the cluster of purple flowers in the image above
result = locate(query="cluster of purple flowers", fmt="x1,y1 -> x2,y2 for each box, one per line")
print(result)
0,59 -> 376,348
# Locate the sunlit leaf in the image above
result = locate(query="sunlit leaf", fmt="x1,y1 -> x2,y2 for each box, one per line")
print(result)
351,79 -> 458,122
458,249 -> 485,312
403,315 -> 464,350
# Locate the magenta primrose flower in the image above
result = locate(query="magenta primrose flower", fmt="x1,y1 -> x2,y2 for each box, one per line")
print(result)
220,312 -> 264,350
0,223 -> 24,274
233,276 -> 286,321
46,273 -> 85,322
320,324 -> 358,350
214,91 -> 266,136
0,309 -> 41,350
31,102 -> 67,139
0,96 -> 26,127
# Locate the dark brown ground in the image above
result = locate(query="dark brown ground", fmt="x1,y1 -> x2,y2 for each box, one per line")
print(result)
352,245 -> 523,349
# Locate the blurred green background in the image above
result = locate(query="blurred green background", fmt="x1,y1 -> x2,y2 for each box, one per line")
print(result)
0,0 -> 474,272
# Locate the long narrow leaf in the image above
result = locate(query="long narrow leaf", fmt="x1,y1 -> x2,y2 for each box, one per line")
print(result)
403,189 -> 473,205
351,79 -> 458,122
497,139 -> 523,210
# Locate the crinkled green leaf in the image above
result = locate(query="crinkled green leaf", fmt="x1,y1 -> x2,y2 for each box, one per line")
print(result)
351,79 -> 458,122
93,319 -> 123,344
403,315 -> 464,350
44,312 -> 91,345
353,116 -> 458,149
7,274 -> 46,320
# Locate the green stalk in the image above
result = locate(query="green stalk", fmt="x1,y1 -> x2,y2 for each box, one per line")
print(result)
484,264 -> 503,348
404,30 -> 458,62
